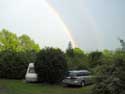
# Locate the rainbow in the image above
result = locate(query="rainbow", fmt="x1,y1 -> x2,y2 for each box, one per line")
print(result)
45,0 -> 77,48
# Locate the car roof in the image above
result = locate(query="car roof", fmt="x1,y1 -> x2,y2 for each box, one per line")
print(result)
29,63 -> 34,67
69,70 -> 89,73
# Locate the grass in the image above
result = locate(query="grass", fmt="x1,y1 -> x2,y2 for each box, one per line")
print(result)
0,79 -> 93,94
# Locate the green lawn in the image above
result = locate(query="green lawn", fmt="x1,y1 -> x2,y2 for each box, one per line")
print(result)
0,79 -> 92,94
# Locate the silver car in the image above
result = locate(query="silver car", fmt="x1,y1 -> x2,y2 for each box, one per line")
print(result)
62,70 -> 92,87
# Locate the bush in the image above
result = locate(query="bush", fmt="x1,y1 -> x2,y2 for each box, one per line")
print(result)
88,51 -> 103,68
0,50 -> 37,79
0,62 -> 28,79
65,48 -> 88,70
92,51 -> 125,94
35,47 -> 68,84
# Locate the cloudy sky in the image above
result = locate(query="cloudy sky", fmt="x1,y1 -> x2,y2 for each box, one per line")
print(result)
0,0 -> 125,51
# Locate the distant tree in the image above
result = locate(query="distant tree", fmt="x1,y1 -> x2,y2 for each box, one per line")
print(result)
0,29 -> 20,51
103,49 -> 112,56
66,41 -> 74,57
35,47 -> 68,83
119,38 -> 125,51
65,47 -> 88,70
0,29 -> 40,52
73,48 -> 84,57
88,51 -> 103,68
19,34 -> 40,52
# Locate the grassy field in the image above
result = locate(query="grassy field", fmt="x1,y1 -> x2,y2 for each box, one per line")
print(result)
0,79 -> 92,94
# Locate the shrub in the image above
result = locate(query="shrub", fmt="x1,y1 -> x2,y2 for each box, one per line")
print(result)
92,51 -> 125,94
0,50 -> 37,79
35,47 -> 68,84
88,51 -> 103,68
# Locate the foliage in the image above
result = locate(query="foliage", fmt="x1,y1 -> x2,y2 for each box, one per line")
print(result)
92,51 -> 125,94
0,29 -> 40,52
65,47 -> 88,70
0,29 -> 20,51
87,51 -> 103,69
119,38 -> 125,51
0,28 -> 124,94
0,50 -> 37,79
0,29 -> 39,79
66,41 -> 74,57
73,48 -> 84,57
19,34 -> 40,52
35,47 -> 68,83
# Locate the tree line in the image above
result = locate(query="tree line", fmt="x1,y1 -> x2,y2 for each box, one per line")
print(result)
0,29 -> 125,94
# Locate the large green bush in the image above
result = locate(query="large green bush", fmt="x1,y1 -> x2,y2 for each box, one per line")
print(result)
92,51 -> 125,94
35,47 -> 68,84
0,50 -> 37,79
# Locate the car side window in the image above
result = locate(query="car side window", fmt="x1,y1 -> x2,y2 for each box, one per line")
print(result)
29,67 -> 35,73
77,72 -> 90,76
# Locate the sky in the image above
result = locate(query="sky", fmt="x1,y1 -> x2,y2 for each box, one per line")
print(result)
0,0 -> 125,51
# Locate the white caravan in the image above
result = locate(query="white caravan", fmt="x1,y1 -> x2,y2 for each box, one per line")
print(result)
25,63 -> 38,82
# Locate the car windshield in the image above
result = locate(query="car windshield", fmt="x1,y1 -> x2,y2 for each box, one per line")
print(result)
69,71 -> 90,77
29,67 -> 35,73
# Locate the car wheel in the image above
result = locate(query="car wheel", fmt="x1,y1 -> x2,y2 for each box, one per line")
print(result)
81,81 -> 85,87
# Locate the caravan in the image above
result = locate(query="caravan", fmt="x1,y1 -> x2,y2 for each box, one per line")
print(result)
25,63 -> 38,82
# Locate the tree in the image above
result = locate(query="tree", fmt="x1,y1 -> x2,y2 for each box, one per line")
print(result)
88,51 -> 103,68
0,29 -> 20,51
73,48 -> 84,57
65,47 -> 88,70
66,41 -> 74,57
19,34 -> 40,52
0,29 -> 40,52
102,49 -> 113,57
119,38 -> 125,51
35,47 -> 68,83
